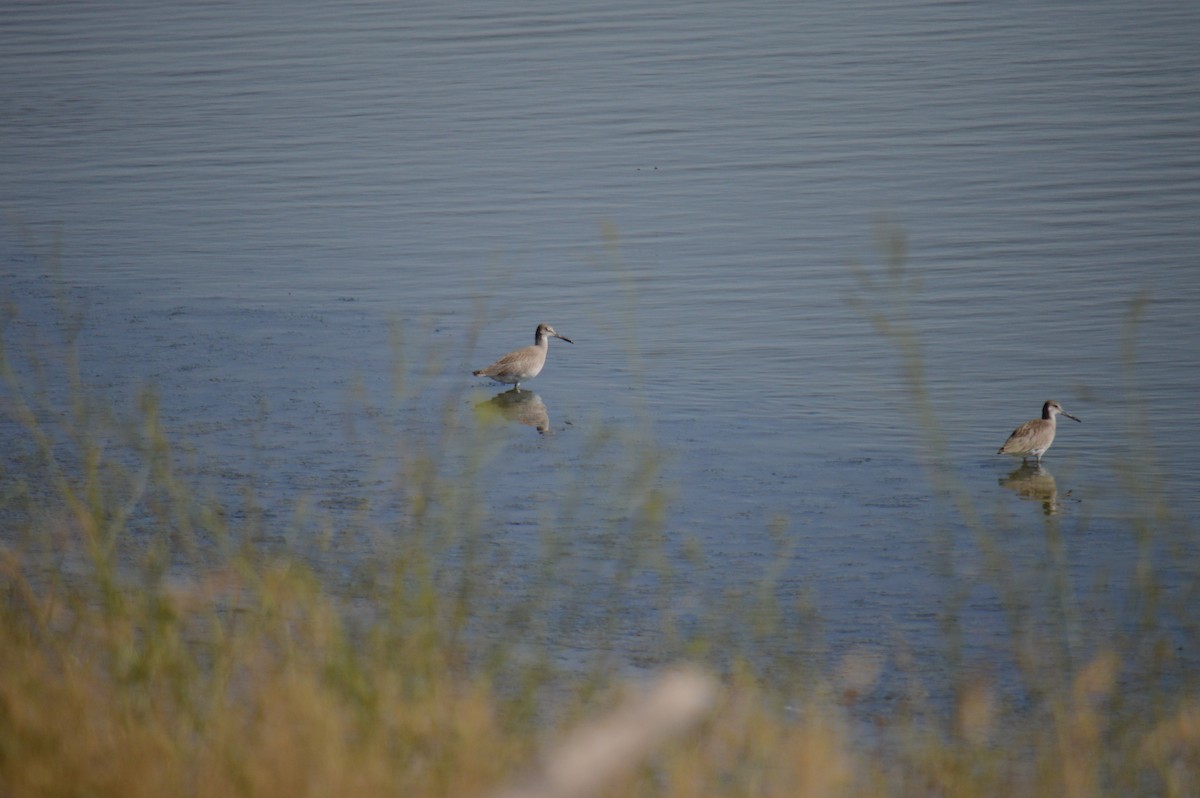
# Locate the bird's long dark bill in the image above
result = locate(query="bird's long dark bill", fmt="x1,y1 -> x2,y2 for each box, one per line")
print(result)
1064,413 -> 1082,422
557,335 -> 574,344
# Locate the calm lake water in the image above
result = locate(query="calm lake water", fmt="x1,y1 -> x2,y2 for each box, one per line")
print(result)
3,1 -> 1199,697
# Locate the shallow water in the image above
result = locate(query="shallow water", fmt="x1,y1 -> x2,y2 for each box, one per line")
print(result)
3,1 -> 1199,695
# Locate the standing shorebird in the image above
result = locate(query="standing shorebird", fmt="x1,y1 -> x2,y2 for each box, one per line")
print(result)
997,400 -> 1081,463
473,323 -> 573,391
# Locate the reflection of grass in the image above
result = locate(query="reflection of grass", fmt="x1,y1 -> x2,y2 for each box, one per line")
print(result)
2,230 -> 1198,796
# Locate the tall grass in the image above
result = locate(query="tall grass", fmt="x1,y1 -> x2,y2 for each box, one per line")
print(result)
1,229 -> 1198,796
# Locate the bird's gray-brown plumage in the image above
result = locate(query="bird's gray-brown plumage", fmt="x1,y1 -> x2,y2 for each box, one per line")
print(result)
473,323 -> 573,390
997,400 -> 1081,462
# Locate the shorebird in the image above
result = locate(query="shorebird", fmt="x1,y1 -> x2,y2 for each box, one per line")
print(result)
473,323 -> 573,391
997,400 -> 1081,463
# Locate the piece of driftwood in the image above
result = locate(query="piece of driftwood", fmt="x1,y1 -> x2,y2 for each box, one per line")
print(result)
490,667 -> 716,798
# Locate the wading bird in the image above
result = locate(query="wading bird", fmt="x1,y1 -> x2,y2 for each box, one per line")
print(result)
997,400 -> 1081,463
473,323 -> 573,391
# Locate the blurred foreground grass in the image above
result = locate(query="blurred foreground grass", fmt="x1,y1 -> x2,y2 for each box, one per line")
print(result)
1,233 -> 1198,797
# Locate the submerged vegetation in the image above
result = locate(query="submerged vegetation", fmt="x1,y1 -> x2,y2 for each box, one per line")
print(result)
1,232 -> 1198,796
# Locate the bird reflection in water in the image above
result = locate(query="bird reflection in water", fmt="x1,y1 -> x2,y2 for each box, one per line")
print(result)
475,388 -> 551,434
999,463 -> 1063,516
